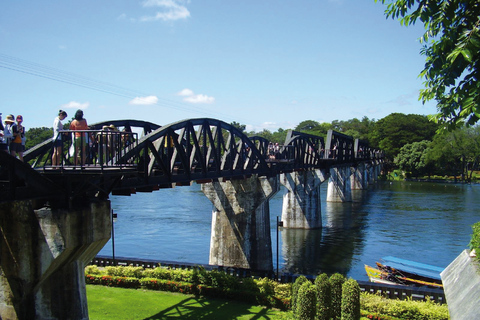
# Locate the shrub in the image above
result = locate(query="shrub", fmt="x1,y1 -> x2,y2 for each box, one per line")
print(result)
341,278 -> 360,320
296,282 -> 316,320
85,265 -> 101,275
85,274 -> 140,289
469,221 -> 480,262
360,293 -> 449,320
291,275 -> 309,314
329,273 -> 346,319
315,273 -> 331,320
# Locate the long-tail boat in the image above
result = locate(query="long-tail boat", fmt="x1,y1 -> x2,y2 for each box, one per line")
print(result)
365,256 -> 444,288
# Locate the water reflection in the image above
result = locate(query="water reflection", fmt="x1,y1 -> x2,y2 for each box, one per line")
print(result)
281,190 -> 370,276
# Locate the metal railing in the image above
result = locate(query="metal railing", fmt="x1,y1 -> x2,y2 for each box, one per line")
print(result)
34,129 -> 138,170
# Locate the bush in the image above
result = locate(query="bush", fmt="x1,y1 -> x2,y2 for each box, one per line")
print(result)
85,265 -> 101,275
104,266 -> 144,278
291,275 -> 309,314
361,293 -> 449,320
296,282 -> 316,320
330,273 -> 346,319
315,273 -> 331,320
469,221 -> 480,262
341,279 -> 360,320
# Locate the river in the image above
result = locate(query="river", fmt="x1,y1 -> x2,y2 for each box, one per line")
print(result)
98,180 -> 479,281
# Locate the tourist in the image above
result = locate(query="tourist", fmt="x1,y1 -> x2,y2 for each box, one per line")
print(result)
52,110 -> 68,167
0,113 -> 7,153
3,115 -> 15,154
69,109 -> 88,166
10,115 -> 25,161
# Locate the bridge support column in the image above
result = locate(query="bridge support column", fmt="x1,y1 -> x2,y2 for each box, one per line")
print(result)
0,200 -> 111,320
326,166 -> 352,202
350,163 -> 367,190
201,175 -> 279,271
280,169 -> 327,229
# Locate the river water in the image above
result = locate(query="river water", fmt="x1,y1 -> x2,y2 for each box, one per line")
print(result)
98,181 -> 479,281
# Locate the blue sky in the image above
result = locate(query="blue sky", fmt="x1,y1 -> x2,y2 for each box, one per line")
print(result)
0,0 -> 437,132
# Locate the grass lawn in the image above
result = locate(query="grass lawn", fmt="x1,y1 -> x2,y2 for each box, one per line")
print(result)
86,285 -> 286,320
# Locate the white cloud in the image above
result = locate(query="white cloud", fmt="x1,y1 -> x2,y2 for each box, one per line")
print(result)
140,0 -> 190,22
117,13 -> 127,20
129,95 -> 159,105
58,45 -> 67,50
184,94 -> 215,104
177,88 -> 194,96
177,88 -> 215,104
60,101 -> 89,110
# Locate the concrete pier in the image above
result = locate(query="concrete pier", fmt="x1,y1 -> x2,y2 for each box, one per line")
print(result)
280,169 -> 327,229
326,166 -> 352,202
0,200 -> 111,320
201,175 -> 279,271
350,163 -> 367,190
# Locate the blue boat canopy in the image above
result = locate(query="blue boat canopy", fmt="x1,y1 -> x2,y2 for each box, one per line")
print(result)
381,256 -> 444,281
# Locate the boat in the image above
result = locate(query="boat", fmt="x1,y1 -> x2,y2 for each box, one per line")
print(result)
365,256 -> 444,288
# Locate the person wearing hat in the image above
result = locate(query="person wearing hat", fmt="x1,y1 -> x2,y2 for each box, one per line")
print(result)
10,115 -> 25,161
2,114 -> 15,154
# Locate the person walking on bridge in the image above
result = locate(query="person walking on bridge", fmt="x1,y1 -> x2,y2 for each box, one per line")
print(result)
52,110 -> 67,167
0,113 -> 7,153
10,115 -> 25,162
69,109 -> 88,166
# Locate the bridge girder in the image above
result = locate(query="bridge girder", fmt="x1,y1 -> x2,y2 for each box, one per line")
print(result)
2,118 -> 384,204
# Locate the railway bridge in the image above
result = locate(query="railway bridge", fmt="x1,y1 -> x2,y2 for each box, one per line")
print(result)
0,118 -> 383,319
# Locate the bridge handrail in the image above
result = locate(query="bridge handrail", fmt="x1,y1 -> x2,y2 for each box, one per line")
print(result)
28,129 -> 139,170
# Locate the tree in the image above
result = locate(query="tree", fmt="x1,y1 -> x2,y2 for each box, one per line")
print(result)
331,116 -> 375,141
230,121 -> 246,134
368,113 -> 438,159
25,127 -> 53,150
394,140 -> 432,178
376,0 -> 480,131
426,125 -> 480,180
295,120 -> 332,137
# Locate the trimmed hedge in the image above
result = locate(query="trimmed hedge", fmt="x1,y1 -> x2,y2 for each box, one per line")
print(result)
360,293 -> 449,320
341,278 -> 360,320
296,282 -> 316,320
291,275 -> 309,314
330,273 -> 346,319
314,273 -> 331,320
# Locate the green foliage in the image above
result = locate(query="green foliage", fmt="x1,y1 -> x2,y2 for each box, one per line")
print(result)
426,126 -> 480,180
104,266 -> 144,278
394,140 -> 432,178
376,0 -> 480,132
341,279 -> 360,320
469,221 -> 480,262
291,275 -> 309,314
84,265 -> 101,275
361,293 -> 449,320
25,127 -> 53,150
296,282 -> 316,320
329,273 -> 346,320
368,113 -> 437,160
314,273 -> 331,320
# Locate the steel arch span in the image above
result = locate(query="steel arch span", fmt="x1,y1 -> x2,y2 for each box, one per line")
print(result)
116,118 -> 272,192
